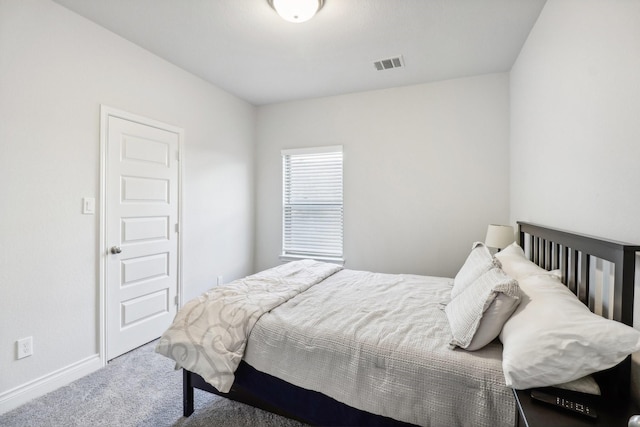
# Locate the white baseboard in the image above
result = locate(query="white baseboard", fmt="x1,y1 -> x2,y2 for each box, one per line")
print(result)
0,354 -> 103,415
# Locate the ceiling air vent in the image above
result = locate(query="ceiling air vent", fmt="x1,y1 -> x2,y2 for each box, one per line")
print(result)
373,56 -> 404,71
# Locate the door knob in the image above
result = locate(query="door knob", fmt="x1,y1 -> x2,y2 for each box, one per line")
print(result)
110,246 -> 122,254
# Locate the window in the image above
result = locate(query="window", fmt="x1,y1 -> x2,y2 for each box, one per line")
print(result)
281,146 -> 343,262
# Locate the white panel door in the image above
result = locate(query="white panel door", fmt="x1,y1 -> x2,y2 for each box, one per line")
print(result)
105,114 -> 180,360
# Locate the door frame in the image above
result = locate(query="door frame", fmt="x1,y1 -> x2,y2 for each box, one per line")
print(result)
98,105 -> 184,366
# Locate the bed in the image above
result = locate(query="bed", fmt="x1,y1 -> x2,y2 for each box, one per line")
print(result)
156,222 -> 640,426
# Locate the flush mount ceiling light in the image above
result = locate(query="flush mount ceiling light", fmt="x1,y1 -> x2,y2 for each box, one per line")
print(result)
267,0 -> 325,23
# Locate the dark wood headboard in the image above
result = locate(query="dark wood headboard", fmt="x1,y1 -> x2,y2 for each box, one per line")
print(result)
517,221 -> 640,399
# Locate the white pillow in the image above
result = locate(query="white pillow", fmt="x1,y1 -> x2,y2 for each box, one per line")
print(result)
466,294 -> 521,351
446,268 -> 521,350
495,242 -> 551,280
500,273 -> 640,389
498,241 -> 526,257
451,242 -> 501,298
554,375 -> 601,395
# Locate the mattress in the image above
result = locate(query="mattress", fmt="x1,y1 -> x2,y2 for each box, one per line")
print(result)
243,269 -> 515,427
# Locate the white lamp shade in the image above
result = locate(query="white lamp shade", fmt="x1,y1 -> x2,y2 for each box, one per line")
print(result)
271,0 -> 322,23
485,224 -> 515,250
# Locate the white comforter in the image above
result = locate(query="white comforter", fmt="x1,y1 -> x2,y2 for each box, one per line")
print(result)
157,261 -> 514,426
244,268 -> 514,427
155,259 -> 342,392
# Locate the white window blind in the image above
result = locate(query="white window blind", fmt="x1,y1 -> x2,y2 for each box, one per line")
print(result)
282,146 -> 343,261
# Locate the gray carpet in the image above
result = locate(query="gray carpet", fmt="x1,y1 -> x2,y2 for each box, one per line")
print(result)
0,340 -> 308,427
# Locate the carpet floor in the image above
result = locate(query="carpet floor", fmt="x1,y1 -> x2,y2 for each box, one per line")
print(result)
0,340 -> 308,427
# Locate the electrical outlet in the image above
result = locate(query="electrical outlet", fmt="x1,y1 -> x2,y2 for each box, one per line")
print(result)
17,336 -> 33,359
217,275 -> 224,285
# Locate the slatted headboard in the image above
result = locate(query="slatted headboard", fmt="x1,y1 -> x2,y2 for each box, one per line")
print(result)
518,221 -> 640,399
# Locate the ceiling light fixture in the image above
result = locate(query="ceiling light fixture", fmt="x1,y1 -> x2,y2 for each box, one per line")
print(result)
267,0 -> 324,23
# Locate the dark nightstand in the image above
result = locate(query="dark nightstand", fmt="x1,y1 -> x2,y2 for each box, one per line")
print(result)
513,387 -> 640,427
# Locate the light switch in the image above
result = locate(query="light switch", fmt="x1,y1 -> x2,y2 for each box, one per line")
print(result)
83,197 -> 95,215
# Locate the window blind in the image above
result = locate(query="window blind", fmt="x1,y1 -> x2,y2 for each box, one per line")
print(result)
282,146 -> 343,261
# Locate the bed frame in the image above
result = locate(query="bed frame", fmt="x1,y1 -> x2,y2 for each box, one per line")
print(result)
182,222 -> 640,425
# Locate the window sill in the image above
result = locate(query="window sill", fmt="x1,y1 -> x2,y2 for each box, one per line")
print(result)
279,254 -> 345,266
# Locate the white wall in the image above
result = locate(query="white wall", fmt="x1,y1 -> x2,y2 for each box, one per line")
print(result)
510,0 -> 640,400
510,0 -> 640,244
255,73 -> 511,277
0,0 -> 255,410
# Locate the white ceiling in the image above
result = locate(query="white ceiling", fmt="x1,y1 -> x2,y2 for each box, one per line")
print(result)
52,0 -> 547,106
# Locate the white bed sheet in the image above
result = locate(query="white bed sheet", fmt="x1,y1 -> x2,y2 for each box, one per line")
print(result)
243,269 -> 515,427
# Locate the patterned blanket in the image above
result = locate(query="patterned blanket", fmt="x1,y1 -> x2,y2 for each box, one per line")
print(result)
155,259 -> 342,392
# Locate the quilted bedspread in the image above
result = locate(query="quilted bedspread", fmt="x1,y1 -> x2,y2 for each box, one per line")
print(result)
155,259 -> 342,392
244,269 -> 514,427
